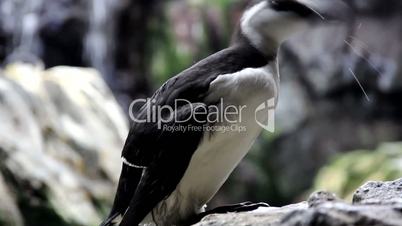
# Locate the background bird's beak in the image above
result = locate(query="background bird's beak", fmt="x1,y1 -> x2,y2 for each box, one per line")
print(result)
296,0 -> 353,23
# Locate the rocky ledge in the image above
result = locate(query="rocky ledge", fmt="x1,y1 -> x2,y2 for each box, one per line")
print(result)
195,178 -> 402,226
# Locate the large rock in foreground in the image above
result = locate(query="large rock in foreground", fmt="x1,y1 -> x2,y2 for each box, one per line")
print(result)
0,64 -> 128,226
195,178 -> 402,226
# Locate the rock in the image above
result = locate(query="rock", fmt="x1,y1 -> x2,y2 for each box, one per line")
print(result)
195,178 -> 402,226
0,63 -> 128,226
307,191 -> 339,208
280,202 -> 402,226
353,179 -> 402,205
0,0 -> 153,108
281,191 -> 402,226
195,202 -> 308,226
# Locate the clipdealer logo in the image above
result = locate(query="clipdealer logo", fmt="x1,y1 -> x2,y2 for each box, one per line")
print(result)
128,98 -> 275,133
254,98 -> 275,133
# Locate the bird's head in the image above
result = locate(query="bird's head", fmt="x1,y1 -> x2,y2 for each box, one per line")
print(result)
240,0 -> 351,54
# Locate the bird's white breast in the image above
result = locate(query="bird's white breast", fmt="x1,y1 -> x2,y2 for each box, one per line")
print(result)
142,63 -> 279,225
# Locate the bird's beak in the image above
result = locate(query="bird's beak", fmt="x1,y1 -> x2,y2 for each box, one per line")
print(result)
296,0 -> 353,23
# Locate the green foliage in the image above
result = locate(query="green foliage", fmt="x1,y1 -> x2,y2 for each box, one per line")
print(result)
149,0 -> 238,86
314,143 -> 402,201
201,0 -> 237,45
150,22 -> 194,86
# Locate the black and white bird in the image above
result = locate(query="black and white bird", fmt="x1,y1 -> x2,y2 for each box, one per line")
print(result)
101,0 -> 349,225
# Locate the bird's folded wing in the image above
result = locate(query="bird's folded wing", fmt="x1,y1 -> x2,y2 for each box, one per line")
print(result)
119,102 -> 209,225
121,101 -> 208,168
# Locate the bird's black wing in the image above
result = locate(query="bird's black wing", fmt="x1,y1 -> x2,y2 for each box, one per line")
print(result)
101,102 -> 206,226
107,42 -> 268,226
120,102 -> 208,225
122,42 -> 269,168
100,164 -> 143,226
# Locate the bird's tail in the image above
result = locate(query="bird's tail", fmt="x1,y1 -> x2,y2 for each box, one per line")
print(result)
100,163 -> 143,226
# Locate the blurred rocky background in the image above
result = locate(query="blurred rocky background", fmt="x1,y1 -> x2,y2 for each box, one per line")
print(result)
0,0 -> 402,225
0,64 -> 128,226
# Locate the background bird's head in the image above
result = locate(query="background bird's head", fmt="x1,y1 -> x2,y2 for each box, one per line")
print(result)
240,0 -> 352,53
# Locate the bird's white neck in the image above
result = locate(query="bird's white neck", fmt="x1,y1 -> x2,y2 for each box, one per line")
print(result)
240,1 -> 309,56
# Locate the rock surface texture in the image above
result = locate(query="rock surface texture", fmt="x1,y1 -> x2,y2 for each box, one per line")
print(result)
0,64 -> 128,226
195,178 -> 402,226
